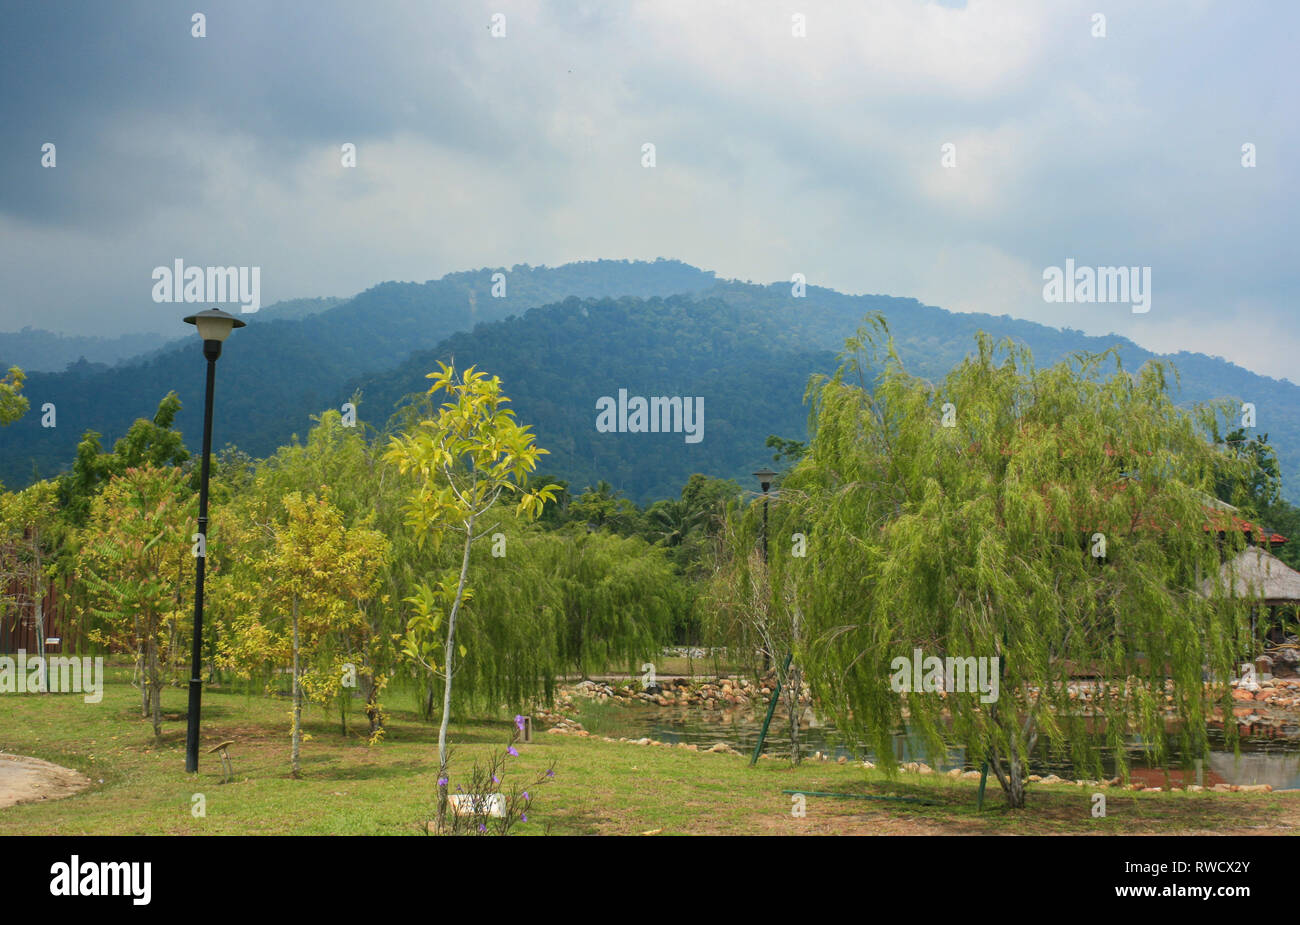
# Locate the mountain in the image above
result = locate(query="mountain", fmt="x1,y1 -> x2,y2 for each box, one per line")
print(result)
0,260 -> 717,486
2,261 -> 1297,507
252,296 -> 349,323
354,294 -> 837,503
353,281 -> 1300,504
0,297 -> 347,373
0,328 -> 184,373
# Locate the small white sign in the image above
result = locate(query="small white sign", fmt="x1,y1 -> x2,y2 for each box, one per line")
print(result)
448,793 -> 506,818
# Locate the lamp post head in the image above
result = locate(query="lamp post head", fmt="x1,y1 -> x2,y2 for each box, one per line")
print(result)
753,467 -> 777,492
183,307 -> 245,344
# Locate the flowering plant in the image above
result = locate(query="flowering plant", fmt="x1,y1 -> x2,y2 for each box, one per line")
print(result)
432,715 -> 556,836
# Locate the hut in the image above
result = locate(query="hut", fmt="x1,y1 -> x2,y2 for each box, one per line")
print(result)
1199,544 -> 1300,676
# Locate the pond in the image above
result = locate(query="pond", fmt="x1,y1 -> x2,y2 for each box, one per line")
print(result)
572,699 -> 1300,789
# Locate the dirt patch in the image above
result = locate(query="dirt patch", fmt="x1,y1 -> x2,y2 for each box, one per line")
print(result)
0,753 -> 91,809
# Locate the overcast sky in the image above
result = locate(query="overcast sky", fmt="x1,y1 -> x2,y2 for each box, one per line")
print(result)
1,0 -> 1295,381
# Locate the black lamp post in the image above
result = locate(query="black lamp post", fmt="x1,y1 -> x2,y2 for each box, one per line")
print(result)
753,468 -> 776,562
182,308 -> 244,773
748,466 -> 784,764
753,467 -> 776,670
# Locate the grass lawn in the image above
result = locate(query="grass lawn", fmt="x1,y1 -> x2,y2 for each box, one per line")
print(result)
2,667 -> 1297,835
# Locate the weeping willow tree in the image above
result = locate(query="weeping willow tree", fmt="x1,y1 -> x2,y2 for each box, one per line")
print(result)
757,316 -> 1255,808
700,504 -> 809,763
449,521 -> 684,709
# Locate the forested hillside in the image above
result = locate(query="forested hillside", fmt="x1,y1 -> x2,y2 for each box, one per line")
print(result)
355,295 -> 837,503
0,328 -> 183,373
0,260 -> 717,486
4,261 -> 1298,507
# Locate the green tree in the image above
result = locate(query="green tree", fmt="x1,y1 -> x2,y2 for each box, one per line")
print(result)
1213,427 -> 1281,514
765,433 -> 807,465
58,392 -> 189,525
0,367 -> 28,426
217,492 -> 386,777
217,407 -> 403,739
79,467 -> 194,736
1208,429 -> 1300,569
755,318 -> 1254,807
0,480 -> 60,664
382,363 -> 556,830
570,480 -> 638,532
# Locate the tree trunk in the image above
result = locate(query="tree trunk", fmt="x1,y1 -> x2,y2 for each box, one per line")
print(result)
435,518 -> 475,833
787,600 -> 802,765
988,731 -> 1030,808
1006,756 -> 1026,808
33,536 -> 46,672
136,615 -> 148,718
786,663 -> 802,765
363,670 -> 383,737
34,596 -> 46,681
149,640 -> 162,738
291,594 -> 302,779
423,681 -> 435,722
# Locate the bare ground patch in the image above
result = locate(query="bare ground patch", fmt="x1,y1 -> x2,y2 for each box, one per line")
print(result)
0,753 -> 91,809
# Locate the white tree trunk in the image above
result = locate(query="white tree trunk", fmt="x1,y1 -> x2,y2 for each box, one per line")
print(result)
435,517 -> 475,832
291,594 -> 302,779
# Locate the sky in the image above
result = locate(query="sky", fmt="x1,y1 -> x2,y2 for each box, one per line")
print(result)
1,0 -> 1296,381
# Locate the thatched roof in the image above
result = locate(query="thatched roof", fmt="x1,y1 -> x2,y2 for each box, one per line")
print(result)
1199,546 -> 1300,603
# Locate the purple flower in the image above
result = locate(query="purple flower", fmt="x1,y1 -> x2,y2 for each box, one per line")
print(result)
514,714 -> 526,732
492,775 -> 500,784
523,791 -> 530,801
437,777 -> 448,787
478,823 -> 486,832
507,746 -> 519,757
546,768 -> 554,778
521,814 -> 528,823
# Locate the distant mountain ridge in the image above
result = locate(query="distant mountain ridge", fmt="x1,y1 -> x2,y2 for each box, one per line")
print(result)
1,260 -> 1296,506
0,260 -> 719,487
351,281 -> 1300,504
0,327 -> 183,373
0,296 -> 348,372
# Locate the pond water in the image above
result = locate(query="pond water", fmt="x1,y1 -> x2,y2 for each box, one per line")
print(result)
573,700 -> 1300,789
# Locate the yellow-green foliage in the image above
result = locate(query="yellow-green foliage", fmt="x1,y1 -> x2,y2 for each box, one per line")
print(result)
0,366 -> 28,426
216,492 -> 386,684
78,466 -> 194,735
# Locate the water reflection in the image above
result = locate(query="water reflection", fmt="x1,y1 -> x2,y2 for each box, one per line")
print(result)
574,701 -> 1300,789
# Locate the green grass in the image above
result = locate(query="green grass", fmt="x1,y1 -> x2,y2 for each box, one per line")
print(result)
1,669 -> 1296,835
